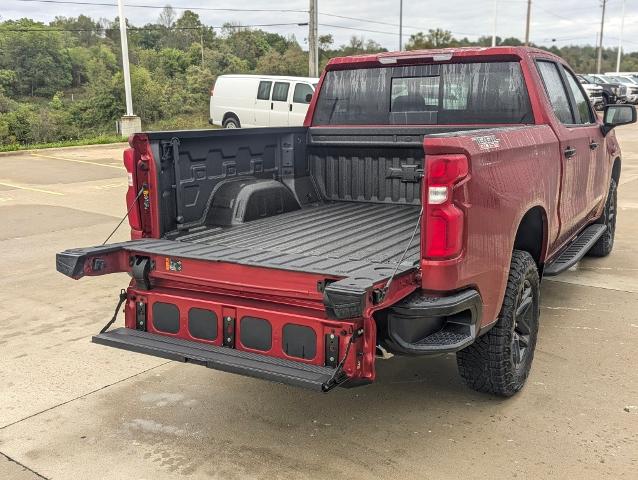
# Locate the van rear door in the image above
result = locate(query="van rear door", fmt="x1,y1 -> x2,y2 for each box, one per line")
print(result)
254,80 -> 272,126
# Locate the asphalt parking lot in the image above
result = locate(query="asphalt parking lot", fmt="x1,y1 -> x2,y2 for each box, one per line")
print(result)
1,126 -> 638,480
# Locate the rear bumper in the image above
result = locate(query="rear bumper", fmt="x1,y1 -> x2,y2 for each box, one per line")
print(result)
94,328 -> 339,391
384,289 -> 482,355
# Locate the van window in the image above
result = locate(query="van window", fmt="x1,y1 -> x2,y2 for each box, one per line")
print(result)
257,81 -> 272,100
313,62 -> 533,125
293,83 -> 313,103
272,82 -> 290,102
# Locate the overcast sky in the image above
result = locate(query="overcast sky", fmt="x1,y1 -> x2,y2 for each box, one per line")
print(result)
3,0 -> 638,53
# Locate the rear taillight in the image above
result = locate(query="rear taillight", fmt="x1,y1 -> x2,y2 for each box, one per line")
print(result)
123,147 -> 142,232
423,154 -> 469,259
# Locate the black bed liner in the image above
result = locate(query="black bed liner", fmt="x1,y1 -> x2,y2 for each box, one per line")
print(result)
168,202 -> 421,266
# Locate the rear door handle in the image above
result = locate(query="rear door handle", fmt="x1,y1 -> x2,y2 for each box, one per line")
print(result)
271,102 -> 273,110
289,103 -> 293,112
564,146 -> 577,158
589,140 -> 599,150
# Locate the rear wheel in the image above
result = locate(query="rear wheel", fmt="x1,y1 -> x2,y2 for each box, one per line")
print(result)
223,116 -> 240,128
457,250 -> 540,397
587,178 -> 617,257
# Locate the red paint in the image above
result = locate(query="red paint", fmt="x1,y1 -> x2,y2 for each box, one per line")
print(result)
69,47 -> 623,387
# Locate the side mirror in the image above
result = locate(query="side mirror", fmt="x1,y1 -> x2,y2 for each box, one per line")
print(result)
602,104 -> 637,135
305,93 -> 313,103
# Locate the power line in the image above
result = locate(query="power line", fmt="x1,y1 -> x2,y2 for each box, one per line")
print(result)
8,0 -> 488,37
1,23 -> 308,32
12,0 -> 307,13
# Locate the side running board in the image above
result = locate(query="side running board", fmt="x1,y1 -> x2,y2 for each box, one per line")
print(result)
93,328 -> 338,391
544,224 -> 607,276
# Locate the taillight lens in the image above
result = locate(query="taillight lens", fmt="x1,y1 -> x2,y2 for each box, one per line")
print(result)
123,147 -> 142,232
423,154 -> 468,259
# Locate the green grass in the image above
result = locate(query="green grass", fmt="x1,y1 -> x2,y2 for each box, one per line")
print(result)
0,114 -> 218,153
0,134 -> 127,152
146,113 -> 218,131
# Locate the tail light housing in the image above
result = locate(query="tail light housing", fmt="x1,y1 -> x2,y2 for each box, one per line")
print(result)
123,147 -> 142,234
423,154 -> 469,259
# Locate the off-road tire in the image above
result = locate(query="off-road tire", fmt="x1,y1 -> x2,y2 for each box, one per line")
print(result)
457,250 -> 540,397
587,178 -> 617,257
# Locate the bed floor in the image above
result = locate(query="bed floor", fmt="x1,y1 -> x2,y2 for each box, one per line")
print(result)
171,202 -> 421,266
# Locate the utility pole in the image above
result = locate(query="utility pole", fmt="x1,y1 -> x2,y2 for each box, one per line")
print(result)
616,0 -> 626,72
399,0 -> 403,50
308,0 -> 318,77
596,0 -> 607,74
491,0 -> 498,47
117,0 -> 140,135
524,0 -> 531,46
200,26 -> 205,66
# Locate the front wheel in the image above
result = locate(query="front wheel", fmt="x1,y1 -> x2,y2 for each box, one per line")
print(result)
457,250 -> 540,397
587,178 -> 617,257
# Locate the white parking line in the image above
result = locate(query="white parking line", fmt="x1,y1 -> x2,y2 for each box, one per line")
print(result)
29,152 -> 122,170
0,182 -> 63,196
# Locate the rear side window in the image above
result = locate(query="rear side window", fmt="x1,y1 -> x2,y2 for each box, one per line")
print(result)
257,81 -> 272,100
272,82 -> 290,102
293,83 -> 313,103
536,61 -> 574,124
313,61 -> 533,125
563,67 -> 595,124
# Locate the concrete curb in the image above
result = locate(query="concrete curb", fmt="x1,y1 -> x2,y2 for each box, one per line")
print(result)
0,142 -> 127,157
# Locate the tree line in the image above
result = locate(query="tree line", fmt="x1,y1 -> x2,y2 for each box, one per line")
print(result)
0,7 -> 636,148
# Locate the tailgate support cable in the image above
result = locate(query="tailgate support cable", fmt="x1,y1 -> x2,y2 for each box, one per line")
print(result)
101,186 -> 145,245
381,206 -> 424,301
321,328 -> 363,392
99,289 -> 128,334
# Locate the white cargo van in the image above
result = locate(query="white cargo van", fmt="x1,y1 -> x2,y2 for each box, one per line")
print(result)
209,75 -> 319,128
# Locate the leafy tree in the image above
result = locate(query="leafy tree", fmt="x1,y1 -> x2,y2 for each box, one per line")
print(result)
50,15 -> 102,47
406,29 -> 454,49
256,44 -> 307,76
0,19 -> 72,96
340,36 -> 387,56
173,10 -> 204,50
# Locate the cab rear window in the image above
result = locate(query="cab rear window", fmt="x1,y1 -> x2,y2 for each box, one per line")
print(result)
313,61 -> 533,125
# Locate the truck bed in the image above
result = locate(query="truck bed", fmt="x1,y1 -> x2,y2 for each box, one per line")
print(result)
168,202 -> 421,269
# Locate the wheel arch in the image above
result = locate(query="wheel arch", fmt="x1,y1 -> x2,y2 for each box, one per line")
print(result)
222,112 -> 240,126
512,205 -> 549,271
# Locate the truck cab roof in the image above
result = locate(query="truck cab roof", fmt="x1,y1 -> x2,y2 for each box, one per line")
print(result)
325,46 -> 563,69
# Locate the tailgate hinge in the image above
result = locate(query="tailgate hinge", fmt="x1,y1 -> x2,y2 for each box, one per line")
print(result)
131,256 -> 153,290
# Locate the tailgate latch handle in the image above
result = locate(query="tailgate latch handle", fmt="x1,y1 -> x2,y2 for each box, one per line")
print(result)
386,164 -> 424,183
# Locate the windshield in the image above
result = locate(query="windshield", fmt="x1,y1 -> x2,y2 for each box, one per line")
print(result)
313,61 -> 533,125
606,76 -> 626,84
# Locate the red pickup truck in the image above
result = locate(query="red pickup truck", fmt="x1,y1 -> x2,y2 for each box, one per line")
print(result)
57,47 -> 636,396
